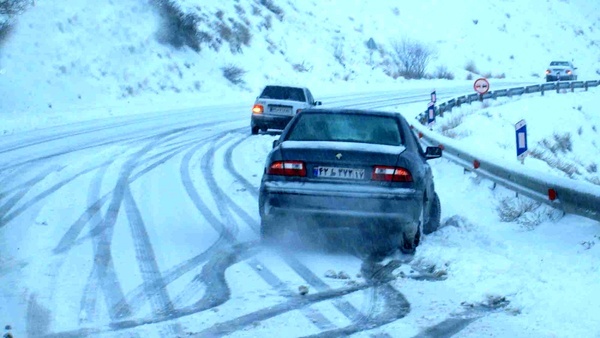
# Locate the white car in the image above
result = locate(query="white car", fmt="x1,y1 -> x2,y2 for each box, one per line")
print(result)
545,61 -> 578,82
250,85 -> 322,135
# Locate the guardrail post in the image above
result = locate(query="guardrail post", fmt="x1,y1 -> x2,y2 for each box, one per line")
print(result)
585,82 -> 588,91
541,86 -> 544,96
556,82 -> 560,94
571,82 -> 574,93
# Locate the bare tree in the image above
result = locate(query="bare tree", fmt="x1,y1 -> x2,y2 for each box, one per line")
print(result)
0,0 -> 31,16
390,38 -> 435,79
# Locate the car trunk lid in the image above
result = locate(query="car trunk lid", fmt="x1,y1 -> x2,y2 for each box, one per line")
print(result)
279,140 -> 406,185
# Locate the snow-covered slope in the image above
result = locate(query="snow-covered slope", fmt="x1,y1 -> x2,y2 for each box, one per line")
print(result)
1,0 -> 599,134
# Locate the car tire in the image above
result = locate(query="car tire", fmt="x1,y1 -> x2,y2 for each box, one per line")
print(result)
399,205 -> 424,255
423,192 -> 441,235
261,127 -> 268,133
399,225 -> 420,255
251,126 -> 259,135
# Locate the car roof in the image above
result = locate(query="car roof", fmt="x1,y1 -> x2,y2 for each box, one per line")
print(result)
299,108 -> 401,118
263,84 -> 308,90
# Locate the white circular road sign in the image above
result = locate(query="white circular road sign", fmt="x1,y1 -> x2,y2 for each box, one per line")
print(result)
473,78 -> 490,94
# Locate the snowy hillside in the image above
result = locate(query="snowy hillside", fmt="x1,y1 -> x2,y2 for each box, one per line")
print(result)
1,0 -> 600,134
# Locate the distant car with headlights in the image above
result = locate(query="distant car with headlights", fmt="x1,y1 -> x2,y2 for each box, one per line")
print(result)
251,85 -> 322,135
545,61 -> 578,82
258,109 -> 442,256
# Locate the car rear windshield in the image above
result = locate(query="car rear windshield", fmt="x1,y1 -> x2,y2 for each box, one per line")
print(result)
260,86 -> 306,102
286,113 -> 403,146
550,61 -> 570,66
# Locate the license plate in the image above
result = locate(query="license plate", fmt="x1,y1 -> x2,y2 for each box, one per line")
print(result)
313,166 -> 365,180
270,106 -> 292,114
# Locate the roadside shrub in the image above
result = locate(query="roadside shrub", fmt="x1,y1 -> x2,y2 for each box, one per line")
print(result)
152,0 -> 206,52
292,61 -> 311,72
333,40 -> 345,67
1,0 -> 32,44
529,148 -> 580,178
440,114 -> 463,133
587,176 -> 600,186
221,65 -> 246,85
0,0 -> 30,16
496,197 -> 540,223
464,60 -> 478,74
466,73 -> 474,80
390,38 -> 435,79
434,65 -> 454,80
258,0 -> 284,21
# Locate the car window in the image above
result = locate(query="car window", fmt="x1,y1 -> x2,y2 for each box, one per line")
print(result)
260,86 -> 306,102
306,90 -> 314,104
550,61 -> 570,66
286,113 -> 403,146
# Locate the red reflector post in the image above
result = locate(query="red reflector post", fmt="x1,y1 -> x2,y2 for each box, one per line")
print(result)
418,132 -> 423,139
548,188 -> 557,201
473,160 -> 480,169
438,144 -> 445,150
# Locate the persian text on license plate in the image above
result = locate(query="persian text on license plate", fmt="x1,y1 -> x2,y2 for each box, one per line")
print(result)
270,106 -> 292,114
313,166 -> 365,179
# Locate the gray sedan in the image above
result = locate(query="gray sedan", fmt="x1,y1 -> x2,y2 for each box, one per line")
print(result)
258,109 -> 442,256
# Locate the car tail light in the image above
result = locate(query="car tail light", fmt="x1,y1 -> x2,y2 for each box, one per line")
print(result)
252,104 -> 264,114
566,70 -> 572,75
267,161 -> 306,177
371,166 -> 413,182
545,69 -> 551,74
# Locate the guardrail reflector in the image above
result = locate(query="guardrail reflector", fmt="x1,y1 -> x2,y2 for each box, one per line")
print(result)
418,132 -> 423,138
473,160 -> 480,169
548,188 -> 557,201
438,144 -> 445,150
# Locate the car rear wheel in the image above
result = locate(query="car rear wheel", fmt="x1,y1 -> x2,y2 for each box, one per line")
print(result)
423,192 -> 441,235
399,206 -> 424,255
251,126 -> 259,135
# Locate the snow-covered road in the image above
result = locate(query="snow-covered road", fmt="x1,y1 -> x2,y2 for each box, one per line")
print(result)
1,85 -> 599,338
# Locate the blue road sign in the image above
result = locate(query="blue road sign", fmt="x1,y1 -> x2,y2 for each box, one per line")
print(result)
427,102 -> 436,125
515,119 -> 528,160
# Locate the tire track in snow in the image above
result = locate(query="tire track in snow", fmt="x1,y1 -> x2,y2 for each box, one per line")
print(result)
114,132 -> 232,315
0,160 -> 112,228
122,186 -> 183,336
81,130 -> 195,323
137,130 -> 335,331
53,136 -> 207,255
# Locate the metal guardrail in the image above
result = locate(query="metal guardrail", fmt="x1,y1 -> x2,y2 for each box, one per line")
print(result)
414,80 -> 600,222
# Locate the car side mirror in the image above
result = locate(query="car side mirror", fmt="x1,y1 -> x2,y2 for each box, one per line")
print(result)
272,140 -> 279,148
314,101 -> 322,106
425,146 -> 442,160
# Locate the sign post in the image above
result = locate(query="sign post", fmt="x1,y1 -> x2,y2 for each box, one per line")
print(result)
515,119 -> 528,164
